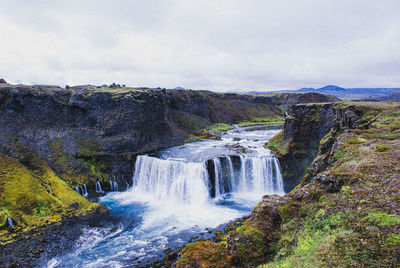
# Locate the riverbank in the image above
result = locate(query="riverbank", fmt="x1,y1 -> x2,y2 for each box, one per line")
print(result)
176,101 -> 400,267
0,210 -> 108,267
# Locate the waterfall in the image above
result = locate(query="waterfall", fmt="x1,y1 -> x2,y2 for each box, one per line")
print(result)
131,155 -> 209,204
96,181 -> 103,193
130,154 -> 284,205
113,179 -> 119,191
239,155 -> 248,192
7,216 -> 15,228
226,156 -> 235,188
237,156 -> 284,195
212,158 -> 222,199
223,156 -> 236,193
75,186 -> 80,194
273,159 -> 284,193
110,178 -> 114,192
79,186 -> 84,196
83,184 -> 88,197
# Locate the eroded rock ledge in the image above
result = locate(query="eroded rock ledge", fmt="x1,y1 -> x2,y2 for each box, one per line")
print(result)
177,102 -> 400,267
0,84 -> 337,192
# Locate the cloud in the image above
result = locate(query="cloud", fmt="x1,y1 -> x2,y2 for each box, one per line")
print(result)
0,0 -> 399,91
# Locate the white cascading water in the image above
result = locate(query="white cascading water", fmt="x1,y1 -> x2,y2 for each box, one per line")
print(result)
132,155 -> 210,205
212,158 -> 222,199
95,181 -> 103,193
47,127 -> 285,267
129,154 -> 284,205
7,217 -> 14,228
239,156 -> 284,195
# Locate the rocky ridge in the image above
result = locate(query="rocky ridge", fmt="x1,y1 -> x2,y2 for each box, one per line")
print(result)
0,83 -> 338,266
176,101 -> 400,267
0,83 -> 338,192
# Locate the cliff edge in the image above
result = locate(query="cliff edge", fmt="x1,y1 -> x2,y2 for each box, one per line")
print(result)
177,101 -> 400,267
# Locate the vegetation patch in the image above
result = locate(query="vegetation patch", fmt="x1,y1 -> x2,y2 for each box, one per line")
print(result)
376,144 -> 390,152
237,117 -> 284,127
347,137 -> 367,144
0,152 -> 101,242
176,240 -> 231,268
364,211 -> 400,227
332,150 -> 346,161
177,101 -> 400,267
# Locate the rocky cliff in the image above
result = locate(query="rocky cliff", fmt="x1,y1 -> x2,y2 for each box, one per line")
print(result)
0,84 -> 337,191
268,103 -> 336,191
177,101 -> 400,267
0,83 -> 337,235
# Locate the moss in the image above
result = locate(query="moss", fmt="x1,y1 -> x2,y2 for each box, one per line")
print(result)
280,202 -> 301,223
195,123 -> 234,138
229,224 -> 268,266
319,130 -> 332,146
277,105 -> 286,116
376,145 -> 390,152
384,234 -> 400,246
373,133 -> 400,140
177,102 -> 400,268
265,130 -> 291,156
265,130 -> 284,149
332,150 -> 346,161
364,211 -> 400,227
0,211 -> 7,229
347,137 -> 367,144
176,240 -> 231,268
237,117 -> 284,127
209,123 -> 234,135
0,152 -> 101,237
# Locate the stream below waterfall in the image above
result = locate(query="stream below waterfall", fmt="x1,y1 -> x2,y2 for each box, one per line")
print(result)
48,125 -> 284,267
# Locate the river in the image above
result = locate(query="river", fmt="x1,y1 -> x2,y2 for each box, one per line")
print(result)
48,125 -> 284,267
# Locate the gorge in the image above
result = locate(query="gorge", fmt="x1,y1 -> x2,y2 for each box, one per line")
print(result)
0,83 -> 399,267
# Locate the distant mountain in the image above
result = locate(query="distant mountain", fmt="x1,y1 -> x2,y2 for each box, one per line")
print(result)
364,91 -> 400,102
300,85 -> 346,92
256,85 -> 400,100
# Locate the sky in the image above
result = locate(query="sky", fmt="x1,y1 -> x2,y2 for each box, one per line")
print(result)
0,0 -> 399,92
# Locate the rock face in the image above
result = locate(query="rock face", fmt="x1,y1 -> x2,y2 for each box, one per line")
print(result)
277,103 -> 336,191
271,102 -> 368,191
177,101 -> 400,267
0,84 -> 336,191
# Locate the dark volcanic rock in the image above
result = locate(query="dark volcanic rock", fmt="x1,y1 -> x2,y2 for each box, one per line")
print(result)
0,84 -> 336,189
0,78 -> 7,84
0,212 -> 109,267
273,102 -> 364,191
277,103 -> 336,191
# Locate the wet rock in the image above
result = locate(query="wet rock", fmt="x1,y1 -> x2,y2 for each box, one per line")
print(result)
225,143 -> 246,153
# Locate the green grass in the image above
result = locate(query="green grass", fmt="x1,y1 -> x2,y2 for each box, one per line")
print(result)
364,211 -> 400,227
209,123 -> 234,134
332,150 -> 346,161
264,130 -> 291,156
237,117 -> 285,127
376,145 -> 390,152
347,137 -> 367,144
0,152 -> 101,239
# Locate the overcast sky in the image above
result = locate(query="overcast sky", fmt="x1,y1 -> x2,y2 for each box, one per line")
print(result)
0,0 -> 399,91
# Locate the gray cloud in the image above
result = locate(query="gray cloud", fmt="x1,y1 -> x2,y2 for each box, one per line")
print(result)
0,0 -> 399,91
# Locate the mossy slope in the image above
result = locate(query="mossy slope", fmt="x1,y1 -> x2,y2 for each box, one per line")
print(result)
0,152 -> 102,240
177,102 -> 400,267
